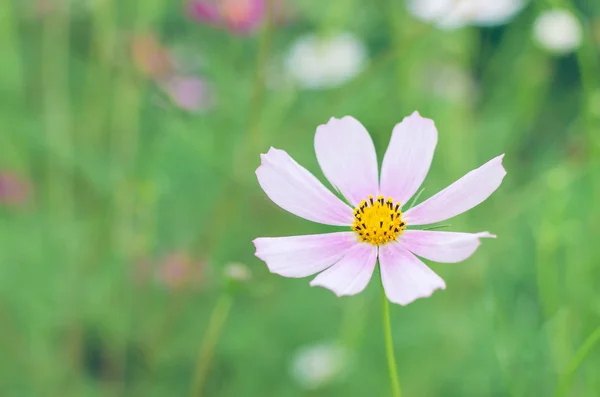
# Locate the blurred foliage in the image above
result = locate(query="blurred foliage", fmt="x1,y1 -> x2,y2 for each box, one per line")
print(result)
1,0 -> 600,396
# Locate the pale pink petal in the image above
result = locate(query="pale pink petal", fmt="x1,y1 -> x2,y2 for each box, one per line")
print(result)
310,243 -> 377,296
404,155 -> 506,226
314,116 -> 379,207
256,148 -> 354,226
379,242 -> 446,305
400,230 -> 495,263
380,111 -> 438,205
254,232 -> 358,278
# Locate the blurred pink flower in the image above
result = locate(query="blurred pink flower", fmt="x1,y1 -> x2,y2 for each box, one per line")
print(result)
130,34 -> 174,80
32,0 -> 68,19
161,76 -> 214,112
0,172 -> 30,207
157,252 -> 207,291
187,0 -> 266,34
253,112 -> 506,305
189,0 -> 221,22
128,33 -> 215,112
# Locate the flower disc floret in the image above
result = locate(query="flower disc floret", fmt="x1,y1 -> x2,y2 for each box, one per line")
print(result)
352,195 -> 406,245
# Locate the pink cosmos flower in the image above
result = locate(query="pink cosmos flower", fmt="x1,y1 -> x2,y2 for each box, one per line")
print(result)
253,112 -> 506,305
187,0 -> 265,34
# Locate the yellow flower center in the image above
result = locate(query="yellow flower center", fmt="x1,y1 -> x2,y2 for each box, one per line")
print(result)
352,195 -> 406,246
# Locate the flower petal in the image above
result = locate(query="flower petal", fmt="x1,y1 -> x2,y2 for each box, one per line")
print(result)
254,232 -> 358,278
380,111 -> 438,205
256,148 -> 354,226
400,230 -> 495,263
404,155 -> 506,226
314,116 -> 379,207
310,243 -> 377,296
379,242 -> 446,305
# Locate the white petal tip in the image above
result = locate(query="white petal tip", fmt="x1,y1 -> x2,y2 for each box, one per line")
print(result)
406,110 -> 434,121
309,281 -> 353,298
316,118 -> 340,134
310,280 -> 339,295
401,111 -> 436,127
269,269 -> 289,277
389,283 -> 446,306
496,154 -> 507,171
319,116 -> 356,129
259,149 -> 279,165
262,147 -> 282,159
254,251 -> 266,262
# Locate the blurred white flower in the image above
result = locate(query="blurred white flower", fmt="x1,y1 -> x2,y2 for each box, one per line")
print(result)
421,64 -> 477,102
533,9 -> 582,55
224,262 -> 252,282
290,342 -> 349,390
284,33 -> 367,90
407,0 -> 526,29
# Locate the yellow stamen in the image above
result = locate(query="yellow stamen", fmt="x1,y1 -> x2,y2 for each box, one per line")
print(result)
352,195 -> 406,246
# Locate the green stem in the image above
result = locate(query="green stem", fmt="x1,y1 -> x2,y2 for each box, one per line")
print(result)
554,326 -> 600,397
381,278 -> 402,397
189,293 -> 234,397
41,0 -> 72,215
564,1 -> 600,158
249,0 -> 274,149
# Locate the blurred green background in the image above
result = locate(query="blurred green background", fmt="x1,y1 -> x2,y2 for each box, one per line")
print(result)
1,0 -> 600,396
